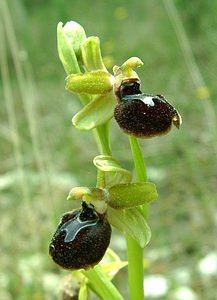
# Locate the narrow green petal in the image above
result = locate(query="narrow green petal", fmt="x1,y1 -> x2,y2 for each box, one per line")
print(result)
93,155 -> 132,186
67,186 -> 104,201
66,71 -> 113,94
93,155 -> 127,173
81,36 -> 107,71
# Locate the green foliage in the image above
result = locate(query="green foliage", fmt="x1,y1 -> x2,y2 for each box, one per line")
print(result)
108,207 -> 151,248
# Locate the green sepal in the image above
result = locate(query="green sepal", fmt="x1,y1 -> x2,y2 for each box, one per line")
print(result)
66,71 -> 113,94
108,207 -> 151,248
93,155 -> 132,187
72,92 -> 116,130
62,21 -> 86,62
108,182 -> 158,209
57,22 -> 81,75
102,248 -> 128,280
81,36 -> 107,71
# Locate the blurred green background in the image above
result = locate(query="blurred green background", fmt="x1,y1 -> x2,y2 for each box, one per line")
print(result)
1,0 -> 217,299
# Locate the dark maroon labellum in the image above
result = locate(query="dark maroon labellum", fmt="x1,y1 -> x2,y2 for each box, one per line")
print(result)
114,80 -> 182,138
49,201 -> 111,270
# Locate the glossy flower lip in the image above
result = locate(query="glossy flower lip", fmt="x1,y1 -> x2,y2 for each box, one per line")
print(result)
114,93 -> 182,138
140,95 -> 155,106
49,201 -> 111,270
60,209 -> 99,243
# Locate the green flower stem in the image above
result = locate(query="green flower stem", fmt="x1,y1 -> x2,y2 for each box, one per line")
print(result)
83,265 -> 124,300
128,136 -> 147,182
125,236 -> 145,300
125,136 -> 149,300
94,129 -> 149,300
129,136 -> 149,217
93,131 -> 149,300
93,122 -> 112,156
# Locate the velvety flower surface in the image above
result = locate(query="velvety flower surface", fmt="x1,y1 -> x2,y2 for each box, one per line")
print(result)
114,79 -> 181,138
49,201 -> 111,270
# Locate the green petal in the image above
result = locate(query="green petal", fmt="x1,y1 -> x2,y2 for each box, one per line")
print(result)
72,92 -> 116,130
108,207 -> 151,248
93,155 -> 132,186
66,71 -> 113,94
108,182 -> 158,209
81,36 -> 107,71
93,155 -> 129,173
67,186 -> 107,214
67,186 -> 104,201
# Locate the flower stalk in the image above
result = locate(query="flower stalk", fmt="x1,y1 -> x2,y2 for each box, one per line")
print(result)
51,20 -> 181,300
56,20 -> 150,300
126,136 -> 149,300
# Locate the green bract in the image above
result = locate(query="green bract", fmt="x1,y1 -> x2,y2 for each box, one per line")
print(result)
108,207 -> 151,248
